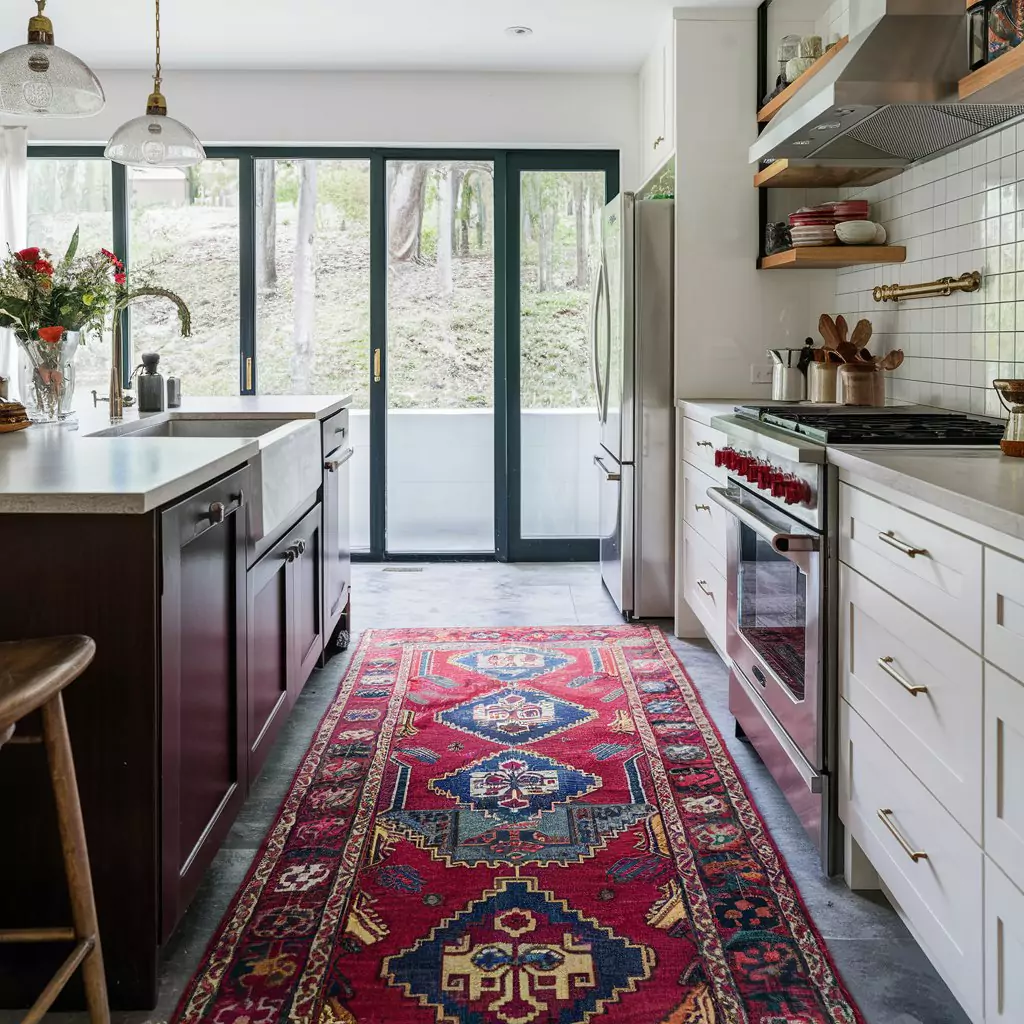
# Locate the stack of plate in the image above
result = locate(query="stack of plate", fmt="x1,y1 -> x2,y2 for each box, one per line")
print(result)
828,199 -> 871,221
789,210 -> 836,246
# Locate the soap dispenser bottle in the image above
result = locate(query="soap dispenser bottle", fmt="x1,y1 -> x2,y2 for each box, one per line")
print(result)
136,352 -> 166,413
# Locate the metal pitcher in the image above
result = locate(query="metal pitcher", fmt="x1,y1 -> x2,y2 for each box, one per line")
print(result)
768,348 -> 807,402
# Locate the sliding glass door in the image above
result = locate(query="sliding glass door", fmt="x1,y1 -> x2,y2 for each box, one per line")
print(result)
384,159 -> 495,554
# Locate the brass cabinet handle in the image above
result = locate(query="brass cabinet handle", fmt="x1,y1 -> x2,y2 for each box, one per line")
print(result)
878,656 -> 928,696
206,501 -> 226,525
696,440 -> 713,448
373,348 -> 382,383
877,808 -> 928,862
284,544 -> 299,563
696,579 -> 713,598
653,135 -> 665,149
295,538 -> 307,556
694,504 -> 711,513
878,530 -> 928,558
324,447 -> 355,473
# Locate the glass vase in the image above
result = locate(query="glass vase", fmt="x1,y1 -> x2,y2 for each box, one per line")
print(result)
18,330 -> 81,424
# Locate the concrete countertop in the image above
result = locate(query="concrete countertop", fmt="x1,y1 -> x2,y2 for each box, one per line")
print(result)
0,394 -> 352,515
829,446 -> 1024,542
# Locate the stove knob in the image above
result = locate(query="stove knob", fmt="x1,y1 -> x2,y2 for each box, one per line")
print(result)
724,449 -> 739,471
714,448 -> 725,468
756,464 -> 773,489
744,459 -> 762,482
772,476 -> 787,499
734,454 -> 749,475
784,479 -> 810,505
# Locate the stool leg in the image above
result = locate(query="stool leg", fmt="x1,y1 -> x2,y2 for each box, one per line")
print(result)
41,692 -> 110,1024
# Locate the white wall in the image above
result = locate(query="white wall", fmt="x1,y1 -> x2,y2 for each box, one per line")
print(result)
10,69 -> 640,188
673,8 -> 829,402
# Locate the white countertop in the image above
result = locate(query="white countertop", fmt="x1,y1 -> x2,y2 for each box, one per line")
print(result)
677,399 -> 752,427
829,446 -> 1024,541
0,395 -> 352,515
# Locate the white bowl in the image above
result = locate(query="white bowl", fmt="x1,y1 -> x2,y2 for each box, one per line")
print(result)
835,220 -> 880,245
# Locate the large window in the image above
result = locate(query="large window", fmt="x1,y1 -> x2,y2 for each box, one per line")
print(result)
27,158 -> 113,411
127,160 -> 240,395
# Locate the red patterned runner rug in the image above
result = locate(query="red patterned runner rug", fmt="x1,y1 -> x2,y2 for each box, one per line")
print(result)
174,625 -> 863,1024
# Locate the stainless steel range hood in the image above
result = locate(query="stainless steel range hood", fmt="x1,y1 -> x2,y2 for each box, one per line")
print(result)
751,0 -> 1024,168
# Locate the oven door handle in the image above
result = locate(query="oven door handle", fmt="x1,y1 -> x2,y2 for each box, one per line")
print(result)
707,486 -> 819,572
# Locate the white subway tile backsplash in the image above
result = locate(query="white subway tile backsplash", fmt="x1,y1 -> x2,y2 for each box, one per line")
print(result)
830,122 -> 1024,411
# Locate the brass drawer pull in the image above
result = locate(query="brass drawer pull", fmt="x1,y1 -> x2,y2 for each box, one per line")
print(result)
696,440 -> 713,448
877,808 -> 928,862
878,656 -> 928,696
694,504 -> 711,513
878,530 -> 928,558
696,579 -> 713,598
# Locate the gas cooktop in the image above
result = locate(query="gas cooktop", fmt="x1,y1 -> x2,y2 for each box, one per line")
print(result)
735,406 -> 1006,446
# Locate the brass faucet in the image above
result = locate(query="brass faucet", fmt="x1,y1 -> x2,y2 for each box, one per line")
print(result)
108,287 -> 192,420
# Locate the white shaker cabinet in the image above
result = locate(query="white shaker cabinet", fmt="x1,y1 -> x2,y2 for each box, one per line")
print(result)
985,664 -> 1024,894
986,859 -> 1024,1023
638,26 -> 675,184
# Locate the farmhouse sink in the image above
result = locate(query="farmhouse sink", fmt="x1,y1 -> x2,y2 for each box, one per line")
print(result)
88,414 -> 322,542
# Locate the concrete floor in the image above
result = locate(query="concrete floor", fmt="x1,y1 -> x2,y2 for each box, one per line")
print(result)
6,563 -> 969,1024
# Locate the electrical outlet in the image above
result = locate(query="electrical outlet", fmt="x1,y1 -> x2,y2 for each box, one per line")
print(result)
750,363 -> 773,385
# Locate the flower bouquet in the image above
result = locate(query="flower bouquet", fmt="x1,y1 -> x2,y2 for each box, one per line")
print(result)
0,230 -> 124,423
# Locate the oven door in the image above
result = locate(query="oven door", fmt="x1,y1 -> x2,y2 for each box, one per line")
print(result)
708,485 -> 823,770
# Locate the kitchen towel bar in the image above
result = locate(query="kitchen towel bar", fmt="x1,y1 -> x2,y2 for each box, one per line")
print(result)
873,271 -> 982,303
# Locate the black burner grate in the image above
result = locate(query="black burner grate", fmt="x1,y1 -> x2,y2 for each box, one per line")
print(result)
737,407 -> 1005,446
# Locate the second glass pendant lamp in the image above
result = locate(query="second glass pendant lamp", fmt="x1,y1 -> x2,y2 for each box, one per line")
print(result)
105,0 -> 204,168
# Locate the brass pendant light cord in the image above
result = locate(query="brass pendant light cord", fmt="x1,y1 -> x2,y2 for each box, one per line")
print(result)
153,0 -> 162,95
145,0 -> 168,115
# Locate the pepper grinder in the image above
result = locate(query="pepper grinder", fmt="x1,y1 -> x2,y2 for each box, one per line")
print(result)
136,352 -> 166,413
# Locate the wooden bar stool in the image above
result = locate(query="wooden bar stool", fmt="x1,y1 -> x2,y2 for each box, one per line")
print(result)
0,636 -> 109,1024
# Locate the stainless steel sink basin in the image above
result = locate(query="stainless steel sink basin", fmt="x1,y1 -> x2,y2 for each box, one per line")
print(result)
87,414 -> 323,542
98,417 -> 293,439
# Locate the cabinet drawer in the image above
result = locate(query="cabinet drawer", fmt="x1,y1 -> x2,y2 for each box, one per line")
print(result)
321,408 -> 350,455
839,565 -> 983,839
839,484 -> 982,651
839,703 -> 983,1021
682,418 -> 726,480
682,523 -> 726,653
985,548 -> 1024,684
682,461 -> 727,557
986,857 -> 1024,1024
985,664 -> 1024,894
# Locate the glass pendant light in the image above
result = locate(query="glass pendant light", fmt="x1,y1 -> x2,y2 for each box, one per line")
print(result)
0,1 -> 105,117
105,0 -> 204,168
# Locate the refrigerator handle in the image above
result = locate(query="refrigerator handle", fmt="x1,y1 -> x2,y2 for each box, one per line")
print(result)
600,259 -> 612,423
590,260 -> 606,422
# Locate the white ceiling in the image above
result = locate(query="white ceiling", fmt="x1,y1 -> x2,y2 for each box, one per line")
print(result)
11,0 -> 755,74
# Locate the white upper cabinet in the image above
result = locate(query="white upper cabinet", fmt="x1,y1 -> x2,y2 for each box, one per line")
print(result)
639,26 -> 675,185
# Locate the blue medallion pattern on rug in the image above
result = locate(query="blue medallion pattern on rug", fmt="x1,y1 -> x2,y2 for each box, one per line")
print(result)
382,876 -> 655,1024
436,686 -> 596,745
430,749 -> 599,822
449,645 -> 573,683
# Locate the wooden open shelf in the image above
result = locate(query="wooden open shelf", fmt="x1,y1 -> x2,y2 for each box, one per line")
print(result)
754,159 -> 904,189
757,37 -> 849,125
760,245 -> 907,270
960,44 -> 1024,103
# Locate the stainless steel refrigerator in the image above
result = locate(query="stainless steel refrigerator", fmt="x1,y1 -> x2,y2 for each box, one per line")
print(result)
591,192 -> 674,619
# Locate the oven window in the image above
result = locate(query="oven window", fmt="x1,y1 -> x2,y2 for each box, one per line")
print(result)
736,525 -> 808,700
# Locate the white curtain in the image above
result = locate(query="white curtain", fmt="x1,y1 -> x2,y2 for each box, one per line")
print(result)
0,125 -> 28,399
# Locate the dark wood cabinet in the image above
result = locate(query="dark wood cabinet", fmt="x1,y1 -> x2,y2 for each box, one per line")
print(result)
246,528 -> 291,782
291,503 -> 324,689
245,501 -> 323,783
323,428 -> 353,641
159,466 -> 249,938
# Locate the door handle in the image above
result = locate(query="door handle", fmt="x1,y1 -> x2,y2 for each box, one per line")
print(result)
206,501 -> 226,525
594,454 -> 621,481
373,348 -> 382,383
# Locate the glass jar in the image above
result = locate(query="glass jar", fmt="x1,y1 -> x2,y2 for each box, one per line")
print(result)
18,330 -> 81,424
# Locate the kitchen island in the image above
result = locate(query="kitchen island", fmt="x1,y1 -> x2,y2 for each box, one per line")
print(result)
0,396 -> 352,1010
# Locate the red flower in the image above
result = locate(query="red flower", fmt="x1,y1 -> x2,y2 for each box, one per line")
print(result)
37,326 -> 65,344
15,247 -> 39,262
114,272 -> 126,285
33,259 -> 53,276
101,248 -> 124,270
